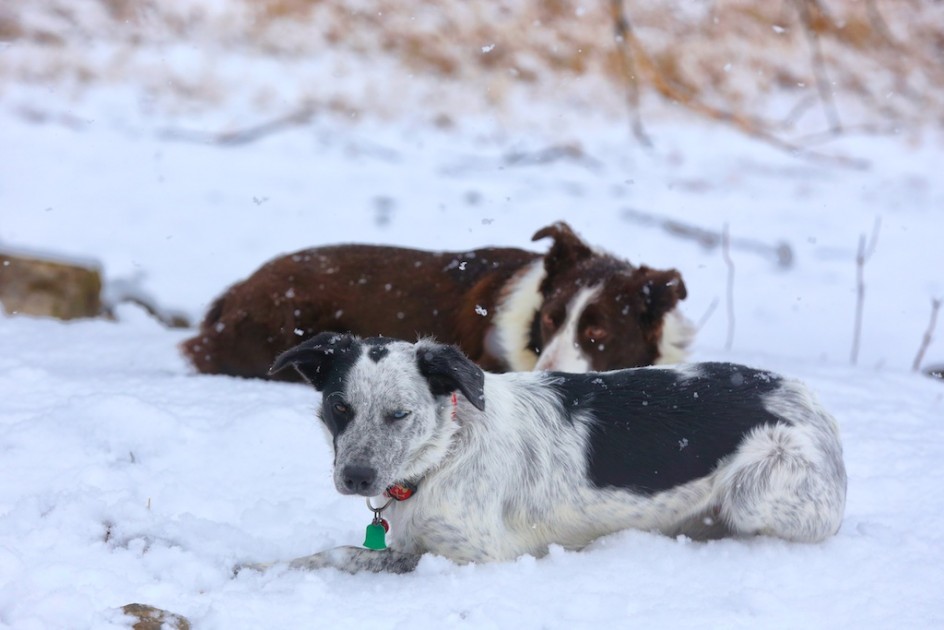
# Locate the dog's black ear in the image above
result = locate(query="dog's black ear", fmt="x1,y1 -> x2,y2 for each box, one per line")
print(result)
636,267 -> 687,320
416,343 -> 486,411
532,221 -> 594,284
269,332 -> 358,389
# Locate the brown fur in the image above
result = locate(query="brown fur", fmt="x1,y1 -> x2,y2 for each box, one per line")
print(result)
181,223 -> 689,380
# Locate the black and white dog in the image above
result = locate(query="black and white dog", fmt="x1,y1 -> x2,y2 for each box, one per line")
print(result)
258,333 -> 846,574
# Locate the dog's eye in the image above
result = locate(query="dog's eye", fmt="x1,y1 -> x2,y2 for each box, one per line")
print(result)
583,325 -> 609,342
388,410 -> 411,421
333,402 -> 350,415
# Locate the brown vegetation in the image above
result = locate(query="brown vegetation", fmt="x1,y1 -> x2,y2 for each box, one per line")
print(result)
1,0 -> 941,133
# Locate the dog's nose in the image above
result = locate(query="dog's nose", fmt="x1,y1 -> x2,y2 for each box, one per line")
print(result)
341,465 -> 377,494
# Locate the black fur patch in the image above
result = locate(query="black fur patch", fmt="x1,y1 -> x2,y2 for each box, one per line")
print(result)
316,342 -> 362,438
365,337 -> 394,363
271,332 -> 364,437
552,363 -> 785,495
416,344 -> 486,411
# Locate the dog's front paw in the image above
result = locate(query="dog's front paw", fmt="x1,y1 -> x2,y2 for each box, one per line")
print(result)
232,560 -> 277,577
287,545 -> 368,572
230,550 -> 354,576
285,547 -> 347,571
289,545 -> 421,574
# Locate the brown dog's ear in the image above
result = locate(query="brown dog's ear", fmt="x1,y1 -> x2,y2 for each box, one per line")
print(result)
269,332 -> 357,389
532,222 -> 593,282
416,342 -> 486,411
636,267 -> 687,321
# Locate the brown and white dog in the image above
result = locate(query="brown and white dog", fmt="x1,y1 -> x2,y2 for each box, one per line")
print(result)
181,222 -> 693,380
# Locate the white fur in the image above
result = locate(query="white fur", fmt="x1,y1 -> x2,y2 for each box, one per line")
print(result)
533,285 -> 601,372
713,380 -> 847,542
271,339 -> 846,574
487,257 -> 693,372
655,308 -> 695,365
488,259 -> 546,371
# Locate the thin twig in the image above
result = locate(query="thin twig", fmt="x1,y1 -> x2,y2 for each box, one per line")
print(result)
695,297 -> 720,332
864,0 -> 897,44
912,298 -> 942,372
502,144 -> 604,171
159,105 -> 318,146
850,217 -> 882,365
722,223 -> 735,352
792,0 -> 842,133
850,235 -> 867,365
780,94 -> 819,130
621,207 -> 794,268
609,0 -> 652,147
793,122 -> 903,146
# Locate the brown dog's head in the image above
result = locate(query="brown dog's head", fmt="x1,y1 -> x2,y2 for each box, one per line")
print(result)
530,222 -> 691,371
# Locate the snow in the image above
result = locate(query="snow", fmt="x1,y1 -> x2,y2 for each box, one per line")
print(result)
3,44 -> 944,630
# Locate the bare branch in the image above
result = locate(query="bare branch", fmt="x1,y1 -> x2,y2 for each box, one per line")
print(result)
159,104 -> 318,146
865,0 -> 898,44
621,208 -> 794,268
850,235 -> 867,365
609,0 -> 653,147
912,298 -> 942,372
792,0 -> 842,133
695,297 -> 720,333
850,217 -> 882,365
780,94 -> 819,130
722,223 -> 736,352
793,122 -> 904,146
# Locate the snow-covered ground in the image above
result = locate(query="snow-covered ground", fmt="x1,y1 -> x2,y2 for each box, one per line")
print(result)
2,62 -> 944,628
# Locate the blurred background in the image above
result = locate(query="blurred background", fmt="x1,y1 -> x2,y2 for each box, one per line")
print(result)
2,0 -> 942,130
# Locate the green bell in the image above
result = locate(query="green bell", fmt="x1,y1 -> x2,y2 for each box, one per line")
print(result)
363,522 -> 387,550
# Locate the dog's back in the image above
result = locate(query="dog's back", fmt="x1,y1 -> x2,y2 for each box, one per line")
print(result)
183,223 -> 692,380
395,364 -> 846,560
550,364 -> 790,494
544,365 -> 846,543
182,244 -> 537,378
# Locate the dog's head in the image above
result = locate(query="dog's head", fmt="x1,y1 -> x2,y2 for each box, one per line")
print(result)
531,222 -> 691,371
270,333 -> 485,497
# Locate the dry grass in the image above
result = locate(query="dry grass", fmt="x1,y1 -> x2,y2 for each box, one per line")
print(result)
1,0 -> 941,133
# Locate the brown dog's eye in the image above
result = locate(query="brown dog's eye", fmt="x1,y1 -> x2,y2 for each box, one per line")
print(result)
333,402 -> 350,415
583,325 -> 609,343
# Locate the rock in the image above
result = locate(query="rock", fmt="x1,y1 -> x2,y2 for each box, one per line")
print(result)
120,603 -> 191,630
0,248 -> 102,319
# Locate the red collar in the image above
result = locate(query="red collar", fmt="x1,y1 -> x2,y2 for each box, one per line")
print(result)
384,481 -> 418,501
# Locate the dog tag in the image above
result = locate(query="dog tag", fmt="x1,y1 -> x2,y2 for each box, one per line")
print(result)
363,521 -> 387,550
